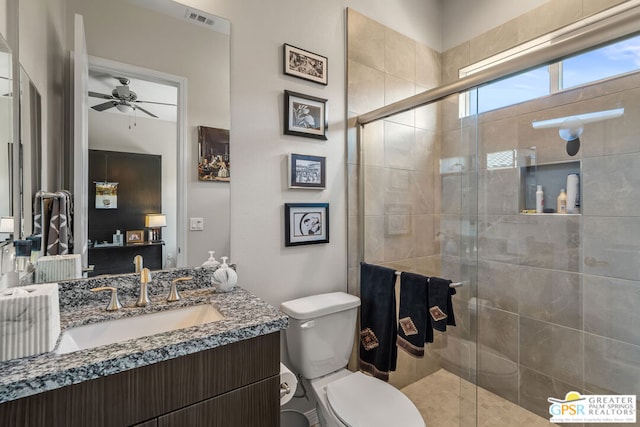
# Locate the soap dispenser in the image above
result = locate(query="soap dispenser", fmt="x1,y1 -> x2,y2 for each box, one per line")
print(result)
211,256 -> 237,293
201,251 -> 220,268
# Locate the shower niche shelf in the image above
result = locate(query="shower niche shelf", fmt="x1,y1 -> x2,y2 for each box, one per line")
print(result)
520,160 -> 581,214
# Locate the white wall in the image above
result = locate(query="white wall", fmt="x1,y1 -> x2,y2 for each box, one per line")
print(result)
441,0 -> 550,50
169,0 -> 444,309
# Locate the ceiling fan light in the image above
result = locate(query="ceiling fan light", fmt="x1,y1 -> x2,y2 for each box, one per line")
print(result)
116,103 -> 132,113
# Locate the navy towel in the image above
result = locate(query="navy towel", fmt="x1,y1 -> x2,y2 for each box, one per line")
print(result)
358,262 -> 397,381
397,272 -> 431,357
428,276 -> 457,332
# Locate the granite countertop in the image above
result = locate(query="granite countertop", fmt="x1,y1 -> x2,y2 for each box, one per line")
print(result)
0,268 -> 288,404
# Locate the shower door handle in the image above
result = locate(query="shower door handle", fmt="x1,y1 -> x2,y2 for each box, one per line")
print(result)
584,257 -> 608,267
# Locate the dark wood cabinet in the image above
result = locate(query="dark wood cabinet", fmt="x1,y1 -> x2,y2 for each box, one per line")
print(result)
88,241 -> 164,276
0,332 -> 280,427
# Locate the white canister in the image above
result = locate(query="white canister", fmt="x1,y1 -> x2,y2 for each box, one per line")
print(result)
566,174 -> 579,213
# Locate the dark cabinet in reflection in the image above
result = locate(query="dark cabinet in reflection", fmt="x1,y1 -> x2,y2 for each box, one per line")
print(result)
88,241 -> 163,276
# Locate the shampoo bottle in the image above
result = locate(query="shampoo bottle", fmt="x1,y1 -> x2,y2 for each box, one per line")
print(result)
557,189 -> 567,214
536,185 -> 544,213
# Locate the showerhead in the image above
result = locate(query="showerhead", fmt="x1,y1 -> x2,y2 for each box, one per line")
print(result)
531,108 -> 624,158
565,138 -> 580,156
559,117 -> 583,156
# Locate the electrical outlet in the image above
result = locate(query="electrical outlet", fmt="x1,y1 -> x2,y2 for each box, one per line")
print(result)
189,217 -> 204,231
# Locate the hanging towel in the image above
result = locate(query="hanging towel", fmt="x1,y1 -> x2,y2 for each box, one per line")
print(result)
397,272 -> 431,357
47,195 -> 69,256
428,276 -> 457,332
358,262 -> 397,381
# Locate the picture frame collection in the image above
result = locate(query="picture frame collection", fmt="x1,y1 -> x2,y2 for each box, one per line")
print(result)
283,43 -> 330,246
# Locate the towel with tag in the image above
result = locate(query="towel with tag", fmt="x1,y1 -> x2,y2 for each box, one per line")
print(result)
428,276 -> 456,332
397,272 -> 431,357
358,262 -> 397,381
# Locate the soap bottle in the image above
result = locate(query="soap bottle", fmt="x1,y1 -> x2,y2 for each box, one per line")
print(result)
211,256 -> 238,292
201,251 -> 220,268
557,189 -> 567,214
535,185 -> 544,213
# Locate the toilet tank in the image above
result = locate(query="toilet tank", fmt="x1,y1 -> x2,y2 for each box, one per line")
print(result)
281,292 -> 360,380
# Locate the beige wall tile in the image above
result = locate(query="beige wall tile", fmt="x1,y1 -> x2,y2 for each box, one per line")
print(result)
416,43 -> 441,89
442,42 -> 470,85
362,119 -> 384,167
347,8 -> 385,71
469,19 -> 520,64
385,27 -> 416,82
415,90 -> 440,131
385,74 -> 416,126
517,0 -> 583,45
582,0 -> 628,17
348,59 -> 385,115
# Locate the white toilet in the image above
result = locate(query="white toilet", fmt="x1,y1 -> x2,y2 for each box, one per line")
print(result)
281,292 -> 425,427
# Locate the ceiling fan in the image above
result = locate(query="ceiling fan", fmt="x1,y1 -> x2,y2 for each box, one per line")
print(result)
88,77 -> 175,118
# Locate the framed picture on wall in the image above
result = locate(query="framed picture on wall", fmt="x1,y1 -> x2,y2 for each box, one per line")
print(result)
283,44 -> 328,85
284,90 -> 328,140
284,203 -> 329,246
198,126 -> 230,182
126,230 -> 144,244
288,153 -> 326,189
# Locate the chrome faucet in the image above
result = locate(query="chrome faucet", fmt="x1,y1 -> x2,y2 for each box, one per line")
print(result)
133,255 -> 143,274
91,286 -> 122,311
136,267 -> 151,307
167,276 -> 193,302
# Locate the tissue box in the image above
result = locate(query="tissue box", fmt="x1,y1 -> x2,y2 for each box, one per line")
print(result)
0,283 -> 61,361
36,254 -> 82,283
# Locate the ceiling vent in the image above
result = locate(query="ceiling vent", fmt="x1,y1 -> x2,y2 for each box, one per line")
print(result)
185,9 -> 215,27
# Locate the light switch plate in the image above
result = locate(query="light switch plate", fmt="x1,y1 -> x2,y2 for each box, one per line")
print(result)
190,217 -> 204,231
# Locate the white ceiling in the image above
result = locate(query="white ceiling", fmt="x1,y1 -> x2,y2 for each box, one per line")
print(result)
88,69 -> 178,122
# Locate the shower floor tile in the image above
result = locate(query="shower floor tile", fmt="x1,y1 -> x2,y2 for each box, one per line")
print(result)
401,369 -> 556,427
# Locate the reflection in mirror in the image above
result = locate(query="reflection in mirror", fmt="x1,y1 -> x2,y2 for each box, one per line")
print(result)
0,34 -> 12,242
19,67 -> 42,239
66,0 -> 231,276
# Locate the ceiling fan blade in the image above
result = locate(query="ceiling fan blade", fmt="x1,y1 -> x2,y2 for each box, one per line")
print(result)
134,105 -> 159,118
91,101 -> 116,111
89,91 -> 114,100
136,99 -> 177,106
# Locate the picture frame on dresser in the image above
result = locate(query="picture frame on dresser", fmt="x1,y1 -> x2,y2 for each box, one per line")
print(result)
126,229 -> 144,244
284,90 -> 327,140
288,153 -> 326,189
284,203 -> 329,246
283,43 -> 328,85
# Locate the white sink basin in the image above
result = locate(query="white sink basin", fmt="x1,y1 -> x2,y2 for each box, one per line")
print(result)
55,304 -> 224,355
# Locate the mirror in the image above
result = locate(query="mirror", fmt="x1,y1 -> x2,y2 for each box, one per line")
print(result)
64,0 -> 230,276
19,66 -> 42,239
0,34 -> 13,242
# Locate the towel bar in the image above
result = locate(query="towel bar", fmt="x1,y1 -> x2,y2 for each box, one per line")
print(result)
394,271 -> 464,288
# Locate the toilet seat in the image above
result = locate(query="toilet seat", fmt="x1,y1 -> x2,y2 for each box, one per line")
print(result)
325,372 -> 425,427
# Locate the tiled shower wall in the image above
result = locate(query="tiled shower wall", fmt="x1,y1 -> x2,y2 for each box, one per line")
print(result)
348,0 -> 639,421
436,0 -> 640,420
346,8 -> 443,389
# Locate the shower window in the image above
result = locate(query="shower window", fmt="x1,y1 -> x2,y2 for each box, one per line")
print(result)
561,34 -> 640,89
460,33 -> 640,116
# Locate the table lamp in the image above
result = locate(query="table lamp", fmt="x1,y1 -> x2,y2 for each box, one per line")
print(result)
145,214 -> 166,242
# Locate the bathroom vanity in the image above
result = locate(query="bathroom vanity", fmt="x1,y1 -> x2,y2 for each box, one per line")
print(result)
0,269 -> 288,426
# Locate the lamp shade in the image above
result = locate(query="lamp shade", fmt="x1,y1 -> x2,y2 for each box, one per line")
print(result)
145,214 -> 167,228
0,216 -> 14,233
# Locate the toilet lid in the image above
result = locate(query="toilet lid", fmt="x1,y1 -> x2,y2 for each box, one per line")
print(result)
326,372 -> 425,427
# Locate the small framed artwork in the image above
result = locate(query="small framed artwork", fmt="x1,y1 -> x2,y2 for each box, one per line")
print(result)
285,203 -> 329,246
126,230 -> 144,244
289,153 -> 326,189
198,126 -> 230,182
95,181 -> 118,209
284,90 -> 327,140
283,44 -> 328,85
